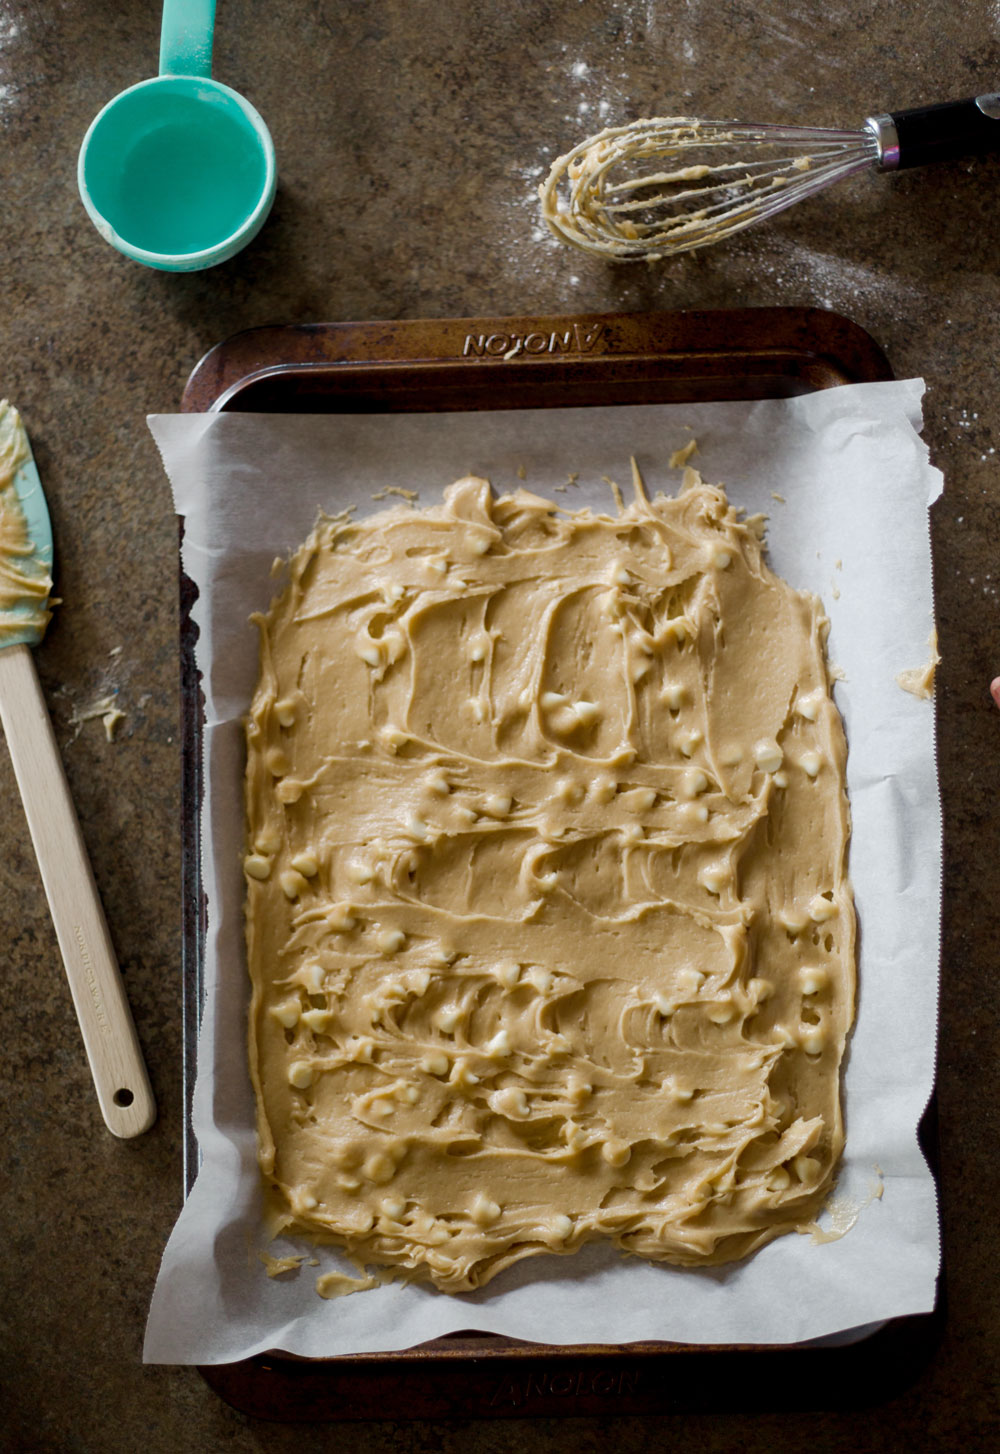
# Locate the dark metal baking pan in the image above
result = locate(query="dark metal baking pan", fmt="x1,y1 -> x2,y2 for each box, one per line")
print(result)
178,308 -> 940,1420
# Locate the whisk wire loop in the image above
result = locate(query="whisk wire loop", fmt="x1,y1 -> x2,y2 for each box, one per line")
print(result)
540,116 -> 881,260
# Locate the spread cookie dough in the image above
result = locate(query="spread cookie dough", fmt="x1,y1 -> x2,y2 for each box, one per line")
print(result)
896,630 -> 940,700
0,401 -> 52,643
244,468 -> 855,1293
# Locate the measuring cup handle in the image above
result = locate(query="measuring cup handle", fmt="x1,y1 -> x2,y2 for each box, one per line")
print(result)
159,0 -> 217,78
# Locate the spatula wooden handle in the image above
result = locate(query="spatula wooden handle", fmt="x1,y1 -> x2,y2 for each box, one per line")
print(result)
0,644 -> 155,1137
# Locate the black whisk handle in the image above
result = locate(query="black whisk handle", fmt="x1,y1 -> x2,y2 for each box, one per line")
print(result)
870,94 -> 1000,170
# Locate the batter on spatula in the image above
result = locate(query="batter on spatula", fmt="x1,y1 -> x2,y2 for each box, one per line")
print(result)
244,466 -> 855,1292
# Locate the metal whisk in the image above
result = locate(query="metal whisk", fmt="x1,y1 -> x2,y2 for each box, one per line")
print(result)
540,95 -> 1000,261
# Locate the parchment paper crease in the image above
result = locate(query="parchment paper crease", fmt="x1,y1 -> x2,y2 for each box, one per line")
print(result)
144,381 -> 942,1363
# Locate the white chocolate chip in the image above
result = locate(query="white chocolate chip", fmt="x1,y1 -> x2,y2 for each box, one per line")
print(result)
549,1214 -> 573,1241
556,777 -> 584,806
266,747 -> 291,776
592,773 -> 618,804
808,893 -> 839,922
346,859 -> 373,885
772,771 -> 789,788
275,777 -> 304,804
679,801 -> 709,826
677,768 -> 708,800
433,1006 -> 461,1034
799,751 -> 822,778
800,1026 -> 827,1056
449,1057 -> 480,1087
378,928 -> 406,954
424,769 -> 450,796
287,1060 -> 315,1089
274,697 -> 298,727
299,962 -> 325,994
654,993 -> 674,1017
420,1051 -> 450,1076
328,903 -> 357,933
291,852 -> 318,878
527,967 -> 553,995
767,1166 -> 792,1191
270,998 -> 301,1029
484,1029 -> 511,1057
667,1079 -> 694,1104
676,967 -> 705,996
346,1035 -> 374,1062
571,699 -> 600,727
677,728 -> 702,757
404,813 -> 429,841
380,1194 -> 406,1219
358,644 -> 382,668
706,999 -> 736,1025
244,854 -> 272,880
620,787 -> 657,813
470,1194 -> 502,1227
698,862 -> 728,895
796,692 -> 822,721
798,966 -> 830,995
712,548 -> 733,569
363,1153 -> 395,1184
794,1155 -> 821,1183
753,738 -> 783,773
482,793 -> 512,818
495,960 -> 521,990
661,617 -> 692,644
778,908 -> 808,934
601,1140 -> 631,1167
254,829 -> 282,854
562,1120 -> 587,1150
661,682 -> 687,709
279,869 -> 309,900
379,726 -> 408,753
492,1087 -> 530,1119
301,1007 -> 334,1034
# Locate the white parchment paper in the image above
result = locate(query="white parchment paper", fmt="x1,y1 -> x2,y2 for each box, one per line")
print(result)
144,381 -> 942,1363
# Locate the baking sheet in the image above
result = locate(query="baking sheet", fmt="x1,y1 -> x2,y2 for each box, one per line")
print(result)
144,380 -> 942,1363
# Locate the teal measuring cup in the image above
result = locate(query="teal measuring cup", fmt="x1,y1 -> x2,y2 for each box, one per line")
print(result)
78,0 -> 276,271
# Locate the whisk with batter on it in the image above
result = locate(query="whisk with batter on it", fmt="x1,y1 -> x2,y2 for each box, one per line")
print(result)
540,95 -> 1000,261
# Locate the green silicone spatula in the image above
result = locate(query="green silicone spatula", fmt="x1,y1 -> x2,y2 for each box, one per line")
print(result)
0,402 -> 155,1137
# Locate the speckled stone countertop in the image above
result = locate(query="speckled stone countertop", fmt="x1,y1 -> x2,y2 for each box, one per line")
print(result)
2,2 -> 998,1449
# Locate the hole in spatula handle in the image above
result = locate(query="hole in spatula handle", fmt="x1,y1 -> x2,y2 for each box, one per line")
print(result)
113,1088 -> 135,1107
